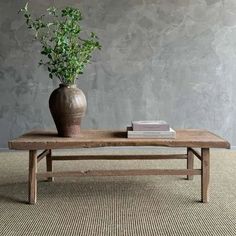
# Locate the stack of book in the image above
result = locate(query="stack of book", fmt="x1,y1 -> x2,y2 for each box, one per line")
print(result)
127,120 -> 176,139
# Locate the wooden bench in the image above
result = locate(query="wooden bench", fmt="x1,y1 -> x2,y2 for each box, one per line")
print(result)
8,129 -> 230,204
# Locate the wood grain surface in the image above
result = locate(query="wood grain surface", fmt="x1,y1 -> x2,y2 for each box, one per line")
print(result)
8,129 -> 230,150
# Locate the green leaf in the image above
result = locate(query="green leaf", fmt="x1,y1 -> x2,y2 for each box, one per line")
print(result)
41,50 -> 47,55
91,32 -> 97,38
38,60 -> 43,66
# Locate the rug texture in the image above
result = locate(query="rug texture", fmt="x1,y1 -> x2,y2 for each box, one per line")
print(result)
0,148 -> 236,236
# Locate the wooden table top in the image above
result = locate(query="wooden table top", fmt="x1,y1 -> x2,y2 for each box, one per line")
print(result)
8,129 -> 230,150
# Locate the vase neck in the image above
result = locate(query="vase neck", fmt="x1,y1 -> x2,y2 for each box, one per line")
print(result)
59,83 -> 77,88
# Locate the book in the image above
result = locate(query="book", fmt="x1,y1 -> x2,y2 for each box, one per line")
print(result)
127,126 -> 176,139
132,120 -> 170,131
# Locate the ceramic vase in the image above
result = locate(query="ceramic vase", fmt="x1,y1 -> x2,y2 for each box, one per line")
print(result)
49,84 -> 87,137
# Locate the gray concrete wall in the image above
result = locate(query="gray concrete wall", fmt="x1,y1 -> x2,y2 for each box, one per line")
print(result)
0,0 -> 236,148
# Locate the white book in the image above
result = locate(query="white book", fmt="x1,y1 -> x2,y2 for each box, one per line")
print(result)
132,120 -> 170,131
132,120 -> 168,125
127,127 -> 176,139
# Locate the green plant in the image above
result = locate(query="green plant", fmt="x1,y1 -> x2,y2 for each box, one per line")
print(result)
20,3 -> 101,85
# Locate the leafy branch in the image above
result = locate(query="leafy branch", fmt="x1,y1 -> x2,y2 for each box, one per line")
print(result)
20,3 -> 101,85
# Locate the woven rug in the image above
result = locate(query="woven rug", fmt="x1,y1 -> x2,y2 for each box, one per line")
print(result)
0,148 -> 236,235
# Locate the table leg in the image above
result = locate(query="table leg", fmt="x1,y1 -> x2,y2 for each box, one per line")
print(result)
201,148 -> 210,203
28,150 -> 37,204
187,147 -> 194,180
46,149 -> 54,182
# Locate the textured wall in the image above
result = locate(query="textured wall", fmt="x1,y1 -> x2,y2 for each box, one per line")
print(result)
0,0 -> 236,148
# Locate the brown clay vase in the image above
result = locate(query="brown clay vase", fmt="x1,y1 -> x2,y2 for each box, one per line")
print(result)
49,84 -> 87,137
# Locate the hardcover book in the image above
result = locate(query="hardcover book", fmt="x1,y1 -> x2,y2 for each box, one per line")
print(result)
132,120 -> 170,131
127,126 -> 176,139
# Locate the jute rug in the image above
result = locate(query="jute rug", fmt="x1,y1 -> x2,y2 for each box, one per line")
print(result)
0,148 -> 236,235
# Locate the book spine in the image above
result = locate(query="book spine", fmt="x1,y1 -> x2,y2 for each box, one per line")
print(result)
127,132 -> 176,139
129,130 -> 175,135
